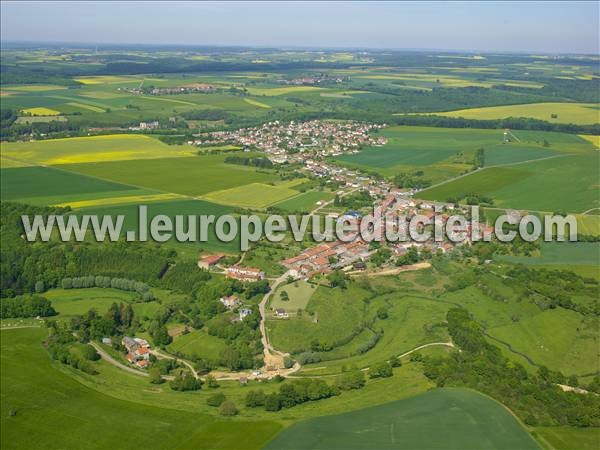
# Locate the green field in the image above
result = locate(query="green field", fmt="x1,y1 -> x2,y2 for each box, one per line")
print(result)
419,152 -> 600,213
499,242 -> 600,266
203,182 -> 299,208
0,165 -> 137,202
0,134 -> 192,166
534,427 -> 600,450
273,191 -> 335,213
428,102 -> 600,125
167,328 -> 229,361
64,155 -> 280,198
0,328 -> 282,450
270,280 -> 316,311
264,388 -> 540,450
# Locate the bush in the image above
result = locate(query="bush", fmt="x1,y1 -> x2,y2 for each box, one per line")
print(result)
264,393 -> 282,411
81,344 -> 100,361
368,361 -> 393,379
245,389 -> 266,407
149,367 -> 163,384
207,393 -> 227,407
218,400 -> 239,416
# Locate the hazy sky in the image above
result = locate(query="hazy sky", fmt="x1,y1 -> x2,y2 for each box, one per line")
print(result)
1,1 -> 598,54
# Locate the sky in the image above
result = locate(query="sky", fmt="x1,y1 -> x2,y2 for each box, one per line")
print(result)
1,1 -> 598,54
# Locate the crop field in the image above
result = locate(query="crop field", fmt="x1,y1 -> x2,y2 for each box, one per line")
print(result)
76,199 -> 240,253
499,242 -> 600,266
264,388 -> 539,450
334,126 -> 585,180
45,288 -> 144,316
0,134 -> 192,166
167,329 -> 229,361
55,192 -> 186,209
429,102 -> 600,125
0,328 -> 282,450
534,427 -> 600,450
2,84 -> 69,92
64,154 -> 280,197
419,152 -> 600,212
0,165 -> 137,202
243,98 -> 272,108
273,191 -> 335,213
202,183 -> 300,208
487,309 -> 599,376
21,107 -> 61,116
244,86 -> 324,96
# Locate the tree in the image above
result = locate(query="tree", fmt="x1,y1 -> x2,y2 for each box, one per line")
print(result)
369,361 -> 393,379
264,393 -> 282,411
205,374 -> 219,388
280,290 -> 289,301
149,367 -> 163,384
207,393 -> 226,407
34,280 -> 45,293
245,389 -> 266,407
81,344 -> 100,361
389,355 -> 402,368
218,400 -> 239,416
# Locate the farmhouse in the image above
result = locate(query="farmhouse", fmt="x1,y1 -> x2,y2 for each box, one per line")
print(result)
198,253 -> 225,270
239,308 -> 253,321
122,336 -> 151,368
220,295 -> 241,310
274,308 -> 289,318
226,266 -> 265,282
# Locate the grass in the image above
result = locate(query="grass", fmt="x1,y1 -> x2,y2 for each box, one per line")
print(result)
45,288 -> 139,316
265,388 -> 540,450
3,84 -> 68,91
1,134 -> 192,166
167,329 -> 229,361
273,191 -> 335,213
498,242 -> 600,266
55,192 -> 186,209
0,165 -> 137,202
244,86 -> 324,96
202,183 -> 299,208
534,426 -> 600,450
270,280 -> 316,311
0,328 -> 282,450
430,102 -> 600,125
64,155 -> 280,198
21,107 -> 61,116
487,308 -> 598,376
243,98 -> 272,108
419,152 -> 600,213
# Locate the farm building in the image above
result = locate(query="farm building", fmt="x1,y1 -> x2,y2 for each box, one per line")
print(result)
198,253 -> 225,270
226,266 -> 265,282
122,336 -> 151,368
220,295 -> 241,310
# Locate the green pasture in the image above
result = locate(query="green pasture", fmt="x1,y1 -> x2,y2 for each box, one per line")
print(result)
202,183 -> 299,209
167,329 -> 229,361
273,191 -> 335,213
264,388 -> 540,450
270,280 -> 316,311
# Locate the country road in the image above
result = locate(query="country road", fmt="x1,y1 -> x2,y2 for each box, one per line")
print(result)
89,341 -> 149,378
259,270 -> 291,356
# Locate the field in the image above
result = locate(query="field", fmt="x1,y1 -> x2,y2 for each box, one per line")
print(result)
273,191 -> 335,213
426,102 -> 600,125
265,388 -> 540,450
0,328 -> 282,450
499,242 -> 600,266
203,183 -> 300,208
534,427 -> 600,450
167,329 -> 229,361
21,107 -> 61,116
419,152 -> 600,213
63,155 -> 280,197
0,134 -> 192,166
270,280 -> 316,311
334,126 -> 588,182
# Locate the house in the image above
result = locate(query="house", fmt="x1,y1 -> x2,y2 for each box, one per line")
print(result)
101,337 -> 112,346
226,266 -> 265,282
198,253 -> 225,270
353,261 -> 366,271
122,336 -> 151,368
220,295 -> 240,310
274,308 -> 288,318
239,308 -> 253,321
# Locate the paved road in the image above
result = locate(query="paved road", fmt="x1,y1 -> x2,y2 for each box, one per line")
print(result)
259,270 -> 291,356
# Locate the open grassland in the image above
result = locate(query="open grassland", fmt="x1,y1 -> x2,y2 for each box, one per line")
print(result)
270,280 -> 316,312
419,152 -> 600,213
265,388 -> 540,450
427,102 -> 600,125
203,183 -> 299,208
0,328 -> 282,450
244,86 -> 324,96
21,107 -> 61,116
2,84 -> 68,92
167,329 -> 229,361
64,155 -> 280,197
499,242 -> 600,266
0,134 -> 192,165
243,98 -> 272,108
487,309 -> 599,376
0,165 -> 136,202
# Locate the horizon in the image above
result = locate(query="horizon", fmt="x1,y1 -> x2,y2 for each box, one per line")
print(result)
1,1 -> 599,54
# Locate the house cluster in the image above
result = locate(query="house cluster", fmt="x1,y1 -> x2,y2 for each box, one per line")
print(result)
225,265 -> 265,282
122,336 -> 151,369
197,253 -> 225,270
276,75 -> 348,86
219,295 -> 253,321
129,120 -> 160,131
191,120 -> 387,163
120,83 -> 216,96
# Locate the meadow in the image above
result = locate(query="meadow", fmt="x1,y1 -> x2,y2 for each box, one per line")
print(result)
0,328 -> 282,450
428,102 -> 600,125
269,280 -> 316,311
273,191 -> 335,213
202,183 -> 300,209
265,388 -> 540,450
167,328 -> 229,361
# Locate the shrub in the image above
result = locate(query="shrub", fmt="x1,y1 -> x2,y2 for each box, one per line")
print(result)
207,393 -> 227,407
219,400 -> 239,416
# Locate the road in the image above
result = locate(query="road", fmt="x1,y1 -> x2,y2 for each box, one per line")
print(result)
89,341 -> 149,378
259,270 -> 291,355
150,347 -> 199,379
